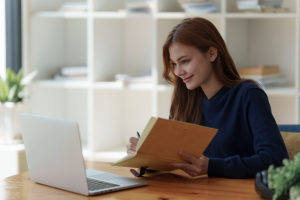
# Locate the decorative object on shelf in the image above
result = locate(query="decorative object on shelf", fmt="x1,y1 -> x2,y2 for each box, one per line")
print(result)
237,0 -> 261,11
58,2 -> 88,12
238,65 -> 287,89
115,69 -> 152,84
177,0 -> 219,13
0,68 -> 37,144
125,0 -> 153,13
268,153 -> 300,200
53,66 -> 87,81
236,0 -> 288,13
259,0 -> 283,9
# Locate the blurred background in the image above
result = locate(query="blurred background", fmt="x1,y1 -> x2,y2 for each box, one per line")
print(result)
0,0 -> 299,178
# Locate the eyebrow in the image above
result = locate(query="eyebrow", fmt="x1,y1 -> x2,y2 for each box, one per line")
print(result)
170,55 -> 187,63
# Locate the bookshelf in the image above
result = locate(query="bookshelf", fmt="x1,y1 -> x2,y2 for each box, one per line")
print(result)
22,0 -> 300,161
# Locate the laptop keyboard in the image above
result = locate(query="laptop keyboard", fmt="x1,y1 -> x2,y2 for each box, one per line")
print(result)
87,178 -> 120,191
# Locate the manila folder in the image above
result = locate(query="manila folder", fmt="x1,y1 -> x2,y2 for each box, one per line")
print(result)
113,117 -> 218,171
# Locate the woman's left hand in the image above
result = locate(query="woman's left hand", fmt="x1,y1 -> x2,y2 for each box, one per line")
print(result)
168,152 -> 209,177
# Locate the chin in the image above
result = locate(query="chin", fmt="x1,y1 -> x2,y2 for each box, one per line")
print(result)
185,83 -> 198,90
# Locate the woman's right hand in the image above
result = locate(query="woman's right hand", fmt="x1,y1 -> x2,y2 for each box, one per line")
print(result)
126,137 -> 139,155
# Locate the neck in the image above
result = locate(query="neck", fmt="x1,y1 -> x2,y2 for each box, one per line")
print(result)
201,76 -> 223,100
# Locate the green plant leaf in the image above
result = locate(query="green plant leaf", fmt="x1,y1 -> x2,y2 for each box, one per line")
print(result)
6,68 -> 16,89
0,80 -> 9,102
16,69 -> 23,85
21,70 -> 38,85
0,68 -> 36,103
268,153 -> 300,200
8,84 -> 17,102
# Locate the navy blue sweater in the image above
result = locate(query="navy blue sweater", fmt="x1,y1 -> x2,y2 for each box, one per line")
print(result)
201,81 -> 288,178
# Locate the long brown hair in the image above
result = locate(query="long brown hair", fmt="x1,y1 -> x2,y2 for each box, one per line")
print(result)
163,17 -> 243,124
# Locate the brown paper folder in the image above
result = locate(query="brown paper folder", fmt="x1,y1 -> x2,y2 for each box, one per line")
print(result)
113,117 -> 218,171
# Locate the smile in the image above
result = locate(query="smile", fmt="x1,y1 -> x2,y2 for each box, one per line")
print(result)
183,75 -> 193,83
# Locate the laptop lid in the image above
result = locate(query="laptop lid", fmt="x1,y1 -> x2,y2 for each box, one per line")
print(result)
21,114 -> 90,195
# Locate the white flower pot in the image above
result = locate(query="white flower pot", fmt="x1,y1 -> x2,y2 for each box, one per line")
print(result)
0,102 -> 26,144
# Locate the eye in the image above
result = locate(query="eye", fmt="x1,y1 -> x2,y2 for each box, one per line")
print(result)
181,59 -> 190,64
170,62 -> 176,67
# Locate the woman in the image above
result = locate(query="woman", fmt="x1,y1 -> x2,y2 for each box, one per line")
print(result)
127,17 -> 288,178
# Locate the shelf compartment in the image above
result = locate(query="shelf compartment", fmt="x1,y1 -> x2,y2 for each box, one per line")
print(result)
157,0 -> 221,13
93,18 -> 153,82
92,90 -> 123,151
226,18 -> 296,88
28,86 -> 89,146
226,0 -> 297,13
30,0 -> 87,12
30,17 -> 87,80
92,90 -> 152,151
157,88 -> 173,119
31,11 -> 88,18
93,0 -> 124,12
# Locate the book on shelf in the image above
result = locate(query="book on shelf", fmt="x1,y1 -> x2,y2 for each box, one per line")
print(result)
125,0 -> 153,13
238,65 -> 280,76
178,0 -> 220,13
237,0 -> 261,11
236,0 -> 285,12
241,74 -> 288,89
53,66 -> 87,81
53,74 -> 87,81
115,69 -> 152,83
255,75 -> 287,89
58,2 -> 88,12
60,66 -> 88,76
113,117 -> 217,171
238,65 -> 287,89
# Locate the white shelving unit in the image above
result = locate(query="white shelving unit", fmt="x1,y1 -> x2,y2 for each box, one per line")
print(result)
22,0 -> 300,161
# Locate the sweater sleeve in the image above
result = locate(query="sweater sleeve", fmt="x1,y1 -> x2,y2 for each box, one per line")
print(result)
207,88 -> 288,178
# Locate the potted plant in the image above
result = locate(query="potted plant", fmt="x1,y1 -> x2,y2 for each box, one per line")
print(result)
0,68 -> 37,144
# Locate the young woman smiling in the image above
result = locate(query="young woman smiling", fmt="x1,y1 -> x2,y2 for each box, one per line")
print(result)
127,17 -> 288,178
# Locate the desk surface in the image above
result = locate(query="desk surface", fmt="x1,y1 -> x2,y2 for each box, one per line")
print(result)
0,161 -> 262,200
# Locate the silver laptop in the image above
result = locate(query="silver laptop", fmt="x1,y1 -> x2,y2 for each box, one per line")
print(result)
20,114 -> 147,196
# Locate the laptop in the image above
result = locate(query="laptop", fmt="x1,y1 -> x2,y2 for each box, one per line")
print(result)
20,114 -> 147,196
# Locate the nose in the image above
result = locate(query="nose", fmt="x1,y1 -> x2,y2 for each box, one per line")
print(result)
174,65 -> 185,77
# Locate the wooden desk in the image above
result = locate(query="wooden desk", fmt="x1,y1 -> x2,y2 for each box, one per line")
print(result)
0,161 -> 262,200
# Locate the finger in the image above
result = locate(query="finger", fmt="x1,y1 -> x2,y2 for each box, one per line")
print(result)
126,143 -> 136,152
169,163 -> 201,174
169,163 -> 193,171
127,149 -> 136,155
185,170 -> 198,177
127,142 -> 136,149
129,146 -> 136,152
129,137 -> 139,145
169,163 -> 200,177
178,151 -> 198,164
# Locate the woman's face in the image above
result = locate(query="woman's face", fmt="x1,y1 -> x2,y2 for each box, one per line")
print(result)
169,42 -> 217,90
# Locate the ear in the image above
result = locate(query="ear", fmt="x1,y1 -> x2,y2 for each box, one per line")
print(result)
208,47 -> 218,62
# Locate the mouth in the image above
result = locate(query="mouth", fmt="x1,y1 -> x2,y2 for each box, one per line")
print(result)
183,75 -> 193,83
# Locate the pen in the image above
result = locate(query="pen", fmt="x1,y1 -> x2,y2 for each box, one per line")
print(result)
136,131 -> 140,139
